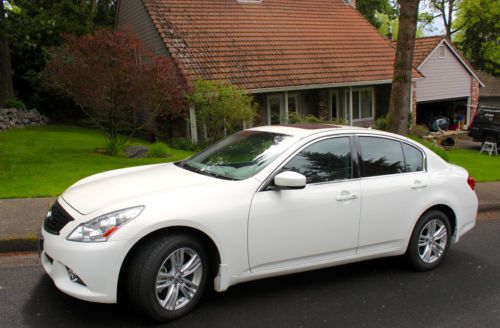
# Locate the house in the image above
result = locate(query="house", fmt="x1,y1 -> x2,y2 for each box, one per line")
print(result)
116,0 -> 421,141
406,36 -> 484,129
474,70 -> 500,109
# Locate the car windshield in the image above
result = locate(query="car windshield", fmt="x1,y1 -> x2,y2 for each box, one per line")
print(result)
176,130 -> 299,180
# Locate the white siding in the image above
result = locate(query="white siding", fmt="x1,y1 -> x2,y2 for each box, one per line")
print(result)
116,0 -> 169,57
416,44 -> 471,102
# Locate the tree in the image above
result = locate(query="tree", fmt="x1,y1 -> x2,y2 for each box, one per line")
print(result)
0,1 -> 14,106
187,80 -> 256,143
454,0 -> 499,76
356,0 -> 398,28
424,0 -> 463,38
387,0 -> 420,135
43,29 -> 185,155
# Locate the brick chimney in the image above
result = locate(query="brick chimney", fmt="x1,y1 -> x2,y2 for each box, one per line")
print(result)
345,0 -> 356,7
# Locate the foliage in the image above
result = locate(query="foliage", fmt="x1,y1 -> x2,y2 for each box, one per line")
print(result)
5,98 -> 26,111
187,80 -> 256,143
409,135 -> 449,162
424,0 -> 463,38
409,124 -> 430,137
1,0 -> 117,114
374,115 -> 388,130
148,141 -> 170,158
377,12 -> 428,39
168,137 -> 204,152
454,0 -> 500,76
43,29 -> 185,156
288,111 -> 344,125
0,125 -> 193,198
356,0 -> 398,28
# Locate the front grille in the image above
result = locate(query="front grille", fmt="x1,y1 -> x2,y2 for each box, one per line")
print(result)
44,202 -> 74,235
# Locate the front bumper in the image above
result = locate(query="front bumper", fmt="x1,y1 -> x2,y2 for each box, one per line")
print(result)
40,227 -> 128,303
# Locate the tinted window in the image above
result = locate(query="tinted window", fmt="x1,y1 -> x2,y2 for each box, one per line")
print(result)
359,137 -> 405,177
282,137 -> 352,183
402,143 -> 424,172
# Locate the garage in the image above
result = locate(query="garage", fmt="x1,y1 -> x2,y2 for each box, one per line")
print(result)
416,97 -> 468,130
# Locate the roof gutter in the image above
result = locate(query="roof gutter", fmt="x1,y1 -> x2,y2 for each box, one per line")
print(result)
247,78 -> 421,94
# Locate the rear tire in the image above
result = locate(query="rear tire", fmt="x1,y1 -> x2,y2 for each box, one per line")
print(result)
126,234 -> 209,322
407,210 -> 451,271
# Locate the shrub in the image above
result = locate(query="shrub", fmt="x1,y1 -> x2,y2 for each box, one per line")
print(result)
187,80 -> 256,143
409,135 -> 449,162
5,98 -> 27,111
148,141 -> 170,158
410,124 -> 430,138
168,137 -> 203,152
288,111 -> 344,125
374,115 -> 388,131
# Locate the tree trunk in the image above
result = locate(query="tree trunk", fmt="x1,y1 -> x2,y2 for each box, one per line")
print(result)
0,36 -> 14,107
387,0 -> 420,136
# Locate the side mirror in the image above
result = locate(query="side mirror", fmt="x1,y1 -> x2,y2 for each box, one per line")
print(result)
273,171 -> 306,189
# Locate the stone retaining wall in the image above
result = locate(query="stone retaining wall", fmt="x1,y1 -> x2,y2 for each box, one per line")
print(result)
0,108 -> 49,131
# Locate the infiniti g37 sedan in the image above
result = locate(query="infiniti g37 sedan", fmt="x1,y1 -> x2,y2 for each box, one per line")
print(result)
39,125 -> 478,321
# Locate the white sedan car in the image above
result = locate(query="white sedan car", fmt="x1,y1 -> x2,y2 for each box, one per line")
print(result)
40,125 -> 478,321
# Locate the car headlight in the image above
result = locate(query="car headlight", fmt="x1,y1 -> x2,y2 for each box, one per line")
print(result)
67,206 -> 144,242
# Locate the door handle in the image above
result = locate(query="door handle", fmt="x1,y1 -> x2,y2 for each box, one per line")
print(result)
412,180 -> 428,189
336,192 -> 359,201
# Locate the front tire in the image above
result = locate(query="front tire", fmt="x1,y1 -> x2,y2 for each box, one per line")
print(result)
407,210 -> 451,271
126,234 -> 209,322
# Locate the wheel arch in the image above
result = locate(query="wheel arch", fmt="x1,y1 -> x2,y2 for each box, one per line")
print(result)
116,225 -> 222,303
418,204 -> 457,238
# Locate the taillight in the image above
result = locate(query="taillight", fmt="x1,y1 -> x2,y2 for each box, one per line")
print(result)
467,176 -> 476,190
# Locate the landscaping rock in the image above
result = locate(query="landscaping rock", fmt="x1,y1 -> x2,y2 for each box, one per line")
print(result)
124,145 -> 149,158
0,107 -> 49,131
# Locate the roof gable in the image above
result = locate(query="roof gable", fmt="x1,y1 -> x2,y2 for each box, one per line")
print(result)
142,0 -> 408,91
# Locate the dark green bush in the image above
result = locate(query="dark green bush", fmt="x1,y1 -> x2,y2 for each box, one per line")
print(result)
5,98 -> 27,111
374,115 -> 388,131
168,137 -> 204,151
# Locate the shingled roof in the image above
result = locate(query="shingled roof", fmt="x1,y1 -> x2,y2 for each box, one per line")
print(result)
142,0 -> 404,92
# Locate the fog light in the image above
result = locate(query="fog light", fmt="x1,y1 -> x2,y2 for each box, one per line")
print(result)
65,266 -> 86,286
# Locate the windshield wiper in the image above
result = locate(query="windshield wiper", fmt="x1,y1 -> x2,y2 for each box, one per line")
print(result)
177,161 -> 237,181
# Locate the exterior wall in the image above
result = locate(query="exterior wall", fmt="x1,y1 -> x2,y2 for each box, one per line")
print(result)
374,84 -> 391,119
416,44 -> 472,102
116,0 -> 169,57
470,78 -> 480,122
479,97 -> 500,108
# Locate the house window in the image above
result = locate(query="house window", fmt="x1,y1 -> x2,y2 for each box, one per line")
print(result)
267,94 -> 284,125
352,88 -> 374,121
329,90 -> 339,120
439,45 -> 445,58
288,93 -> 299,113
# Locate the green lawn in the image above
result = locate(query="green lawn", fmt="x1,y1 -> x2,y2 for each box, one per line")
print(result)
0,125 -> 194,198
448,148 -> 500,182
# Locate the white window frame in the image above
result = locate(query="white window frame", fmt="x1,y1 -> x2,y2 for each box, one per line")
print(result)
267,94 -> 285,125
351,87 -> 375,122
328,89 -> 339,121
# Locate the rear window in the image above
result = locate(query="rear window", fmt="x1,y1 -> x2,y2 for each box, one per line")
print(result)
402,143 -> 424,172
359,137 -> 405,177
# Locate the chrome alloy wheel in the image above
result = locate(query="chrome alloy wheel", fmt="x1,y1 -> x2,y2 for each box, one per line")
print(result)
418,219 -> 448,264
155,247 -> 203,311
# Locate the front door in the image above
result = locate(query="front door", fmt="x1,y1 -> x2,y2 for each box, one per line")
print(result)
248,136 -> 361,272
267,94 -> 285,125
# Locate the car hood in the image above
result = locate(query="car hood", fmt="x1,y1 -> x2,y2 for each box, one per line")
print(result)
62,163 -> 215,215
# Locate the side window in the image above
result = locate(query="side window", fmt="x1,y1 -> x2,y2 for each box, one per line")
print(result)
282,137 -> 352,184
359,137 -> 405,177
402,143 -> 424,172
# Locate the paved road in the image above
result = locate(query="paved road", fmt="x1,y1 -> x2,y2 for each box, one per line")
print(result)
1,217 -> 499,328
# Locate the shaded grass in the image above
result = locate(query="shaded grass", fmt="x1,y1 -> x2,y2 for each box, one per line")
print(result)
448,148 -> 500,182
0,125 -> 194,198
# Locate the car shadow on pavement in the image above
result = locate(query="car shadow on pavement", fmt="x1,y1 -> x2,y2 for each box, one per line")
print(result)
22,241 -> 500,327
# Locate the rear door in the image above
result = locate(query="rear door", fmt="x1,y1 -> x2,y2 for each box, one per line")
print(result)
356,136 -> 430,254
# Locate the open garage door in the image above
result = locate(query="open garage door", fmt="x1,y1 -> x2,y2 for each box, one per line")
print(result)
416,98 -> 468,130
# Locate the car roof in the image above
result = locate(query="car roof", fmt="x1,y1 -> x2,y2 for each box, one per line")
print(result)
249,124 -> 386,138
